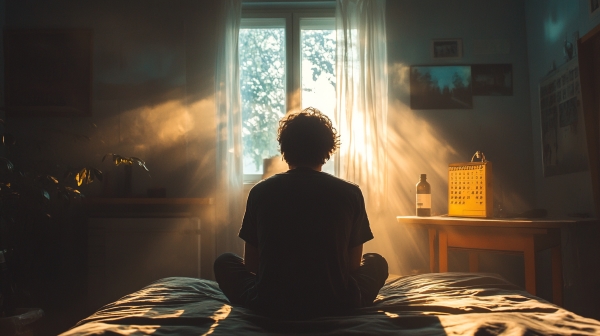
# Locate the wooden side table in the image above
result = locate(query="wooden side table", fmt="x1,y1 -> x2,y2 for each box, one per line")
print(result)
82,197 -> 214,217
396,216 -> 598,306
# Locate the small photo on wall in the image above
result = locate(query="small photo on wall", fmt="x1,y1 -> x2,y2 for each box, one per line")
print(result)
410,65 -> 472,110
431,39 -> 462,59
471,64 -> 513,96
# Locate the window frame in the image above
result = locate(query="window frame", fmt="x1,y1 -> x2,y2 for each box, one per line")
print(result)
241,7 -> 337,184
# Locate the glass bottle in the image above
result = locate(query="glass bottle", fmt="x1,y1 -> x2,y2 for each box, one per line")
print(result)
416,174 -> 431,216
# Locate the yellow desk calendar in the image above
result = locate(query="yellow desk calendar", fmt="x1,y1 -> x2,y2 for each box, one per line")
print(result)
448,151 -> 493,218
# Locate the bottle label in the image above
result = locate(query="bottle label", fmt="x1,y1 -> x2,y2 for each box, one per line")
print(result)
416,194 -> 431,209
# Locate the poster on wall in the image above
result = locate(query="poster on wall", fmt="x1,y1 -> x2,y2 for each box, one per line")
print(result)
539,57 -> 588,177
410,65 -> 473,110
471,64 -> 513,96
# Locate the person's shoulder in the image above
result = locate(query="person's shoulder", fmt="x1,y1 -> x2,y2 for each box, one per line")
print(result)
250,172 -> 288,191
316,172 -> 364,195
253,170 -> 361,192
323,173 -> 359,187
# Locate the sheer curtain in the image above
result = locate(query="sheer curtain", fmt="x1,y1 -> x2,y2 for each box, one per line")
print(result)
214,0 -> 388,257
215,0 -> 243,256
336,0 -> 388,214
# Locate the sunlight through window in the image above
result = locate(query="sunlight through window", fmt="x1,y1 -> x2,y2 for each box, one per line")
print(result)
239,19 -> 287,177
239,12 -> 336,181
300,18 -> 336,174
202,304 -> 232,336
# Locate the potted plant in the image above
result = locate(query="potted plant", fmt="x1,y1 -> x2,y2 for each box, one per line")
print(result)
0,118 -> 149,330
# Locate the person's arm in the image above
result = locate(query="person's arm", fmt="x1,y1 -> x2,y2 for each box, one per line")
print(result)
349,244 -> 363,272
244,242 -> 259,274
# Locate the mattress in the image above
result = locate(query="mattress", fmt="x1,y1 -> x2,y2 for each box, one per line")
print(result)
61,272 -> 600,335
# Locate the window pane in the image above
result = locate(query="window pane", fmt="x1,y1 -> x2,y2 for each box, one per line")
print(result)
239,26 -> 286,175
301,19 -> 336,174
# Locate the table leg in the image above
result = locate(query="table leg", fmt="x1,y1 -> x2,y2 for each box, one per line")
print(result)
428,228 -> 437,273
439,231 -> 448,272
524,235 -> 536,295
551,246 -> 563,306
468,252 -> 479,272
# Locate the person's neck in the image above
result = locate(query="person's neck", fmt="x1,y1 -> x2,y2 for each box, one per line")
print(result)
288,164 -> 323,172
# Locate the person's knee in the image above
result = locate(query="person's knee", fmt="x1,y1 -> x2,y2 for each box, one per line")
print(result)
213,253 -> 242,279
363,253 -> 387,266
362,253 -> 388,282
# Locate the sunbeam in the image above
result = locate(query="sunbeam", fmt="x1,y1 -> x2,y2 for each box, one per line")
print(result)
202,304 -> 232,336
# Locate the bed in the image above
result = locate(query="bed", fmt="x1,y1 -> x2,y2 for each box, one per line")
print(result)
61,272 -> 600,335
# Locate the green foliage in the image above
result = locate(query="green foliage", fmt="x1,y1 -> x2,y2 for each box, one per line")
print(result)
239,28 -> 336,172
239,28 -> 286,172
301,30 -> 336,87
102,153 -> 149,172
0,118 -> 150,312
64,167 -> 103,187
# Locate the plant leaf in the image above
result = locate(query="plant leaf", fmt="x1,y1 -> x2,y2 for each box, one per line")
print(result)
130,157 -> 150,172
75,169 -> 86,186
119,156 -> 133,166
91,168 -> 103,182
75,168 -> 96,186
65,187 -> 81,194
87,169 -> 94,183
103,153 -> 147,171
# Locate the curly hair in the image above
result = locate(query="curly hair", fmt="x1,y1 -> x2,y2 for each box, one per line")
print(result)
277,107 -> 340,167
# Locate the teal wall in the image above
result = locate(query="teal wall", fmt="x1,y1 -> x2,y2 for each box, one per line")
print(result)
386,0 -> 535,219
526,0 -> 600,217
525,0 -> 600,319
380,0 -> 535,291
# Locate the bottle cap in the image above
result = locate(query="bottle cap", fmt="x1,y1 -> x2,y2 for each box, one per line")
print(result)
420,174 -> 426,179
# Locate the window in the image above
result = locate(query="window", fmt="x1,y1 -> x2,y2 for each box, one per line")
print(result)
239,9 -> 336,182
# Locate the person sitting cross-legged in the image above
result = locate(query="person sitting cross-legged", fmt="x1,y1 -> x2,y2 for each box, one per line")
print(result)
214,107 -> 388,319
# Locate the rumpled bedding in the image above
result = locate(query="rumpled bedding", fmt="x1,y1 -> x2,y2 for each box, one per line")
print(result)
61,272 -> 600,335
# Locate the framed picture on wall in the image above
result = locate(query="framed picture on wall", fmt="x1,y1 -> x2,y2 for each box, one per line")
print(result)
471,64 -> 513,96
410,65 -> 473,110
431,39 -> 463,59
4,29 -> 93,117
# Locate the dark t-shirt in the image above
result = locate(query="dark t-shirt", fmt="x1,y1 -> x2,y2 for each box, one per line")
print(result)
238,167 -> 373,318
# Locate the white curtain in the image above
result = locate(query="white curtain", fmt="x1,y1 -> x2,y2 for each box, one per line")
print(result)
215,0 -> 243,256
336,0 -> 388,214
